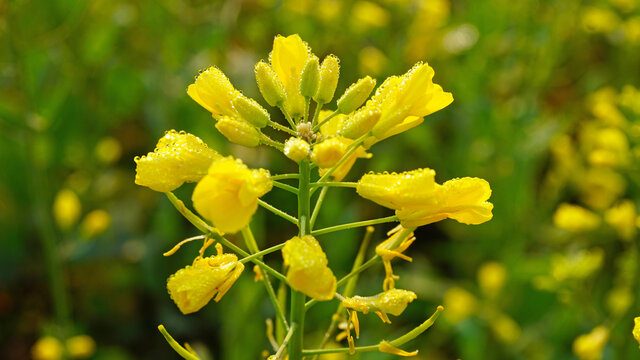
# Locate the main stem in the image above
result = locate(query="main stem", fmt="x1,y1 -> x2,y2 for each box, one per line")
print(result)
290,159 -> 311,360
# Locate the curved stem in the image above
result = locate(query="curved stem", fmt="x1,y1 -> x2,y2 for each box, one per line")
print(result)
310,187 -> 328,230
241,227 -> 289,332
268,120 -> 297,136
311,215 -> 398,236
260,133 -> 284,151
165,192 -> 214,233
273,181 -> 299,194
158,325 -> 200,360
258,199 -> 299,225
312,109 -> 339,132
280,106 -> 297,129
272,173 -> 300,181
309,181 -> 357,189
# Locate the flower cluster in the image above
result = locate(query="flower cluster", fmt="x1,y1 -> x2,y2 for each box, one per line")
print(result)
135,34 -> 493,359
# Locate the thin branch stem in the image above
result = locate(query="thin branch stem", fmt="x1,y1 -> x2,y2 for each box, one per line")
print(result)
312,109 -> 339,132
239,243 -> 286,264
276,323 -> 298,359
268,120 -> 297,135
280,106 -> 297,129
165,192 -> 214,233
310,187 -> 328,230
260,133 -> 284,151
158,325 -> 200,360
272,173 -> 300,181
311,215 -> 398,236
241,227 -> 289,332
309,181 -> 357,189
258,199 -> 299,225
310,101 -> 325,127
273,181 -> 299,194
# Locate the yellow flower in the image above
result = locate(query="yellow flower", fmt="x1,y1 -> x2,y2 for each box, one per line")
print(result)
633,317 -> 640,346
573,326 -> 609,360
167,243 -> 244,314
270,34 -> 312,117
605,200 -> 637,240
94,137 -> 122,164
357,169 -> 493,227
397,177 -> 493,227
192,156 -> 272,233
490,313 -> 521,344
443,286 -> 477,323
370,63 -> 453,139
317,111 -> 371,181
342,288 -> 417,323
135,130 -> 220,192
53,188 -> 82,230
579,168 -> 626,210
553,203 -> 600,233
376,225 -> 415,291
477,261 -> 507,297
581,7 -> 619,34
80,209 -> 111,239
586,127 -> 629,167
284,137 -> 311,163
351,1 -> 390,29
31,336 -> 64,360
357,168 -> 438,209
187,66 -> 239,119
358,46 -> 388,76
281,235 -> 336,301
66,335 -> 96,359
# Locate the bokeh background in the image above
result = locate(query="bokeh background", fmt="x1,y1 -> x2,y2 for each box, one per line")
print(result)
2,0 -> 640,359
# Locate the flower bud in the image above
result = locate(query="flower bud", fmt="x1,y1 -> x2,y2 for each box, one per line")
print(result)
314,55 -> 340,104
232,95 -> 270,128
311,137 -> 348,168
284,137 -> 310,162
215,117 -> 261,147
255,61 -> 286,107
337,76 -> 376,114
300,56 -> 320,98
340,105 -> 381,139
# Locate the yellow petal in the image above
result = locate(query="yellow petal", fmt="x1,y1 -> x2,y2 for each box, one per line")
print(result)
378,340 -> 418,357
357,168 -> 438,210
135,130 -> 220,192
271,34 -> 311,117
282,235 -> 336,301
187,67 -> 239,119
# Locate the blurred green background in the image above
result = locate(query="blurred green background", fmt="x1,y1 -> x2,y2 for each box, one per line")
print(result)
2,0 -> 640,359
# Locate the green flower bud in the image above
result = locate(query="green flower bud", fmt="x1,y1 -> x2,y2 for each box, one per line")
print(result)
255,61 -> 286,107
300,56 -> 320,98
233,95 -> 270,128
341,105 -> 381,139
215,117 -> 261,147
313,55 -> 340,105
337,76 -> 376,114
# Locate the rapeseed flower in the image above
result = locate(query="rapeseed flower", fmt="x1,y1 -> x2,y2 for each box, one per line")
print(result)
572,326 -> 609,360
553,203 -> 600,232
270,34 -> 312,117
192,156 -> 272,233
281,235 -> 336,301
135,130 -> 220,192
167,243 -> 244,314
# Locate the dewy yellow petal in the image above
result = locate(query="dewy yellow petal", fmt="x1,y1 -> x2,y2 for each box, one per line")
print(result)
270,34 -> 311,117
311,137 -> 350,169
135,130 -> 221,192
342,289 -> 417,320
167,250 -> 244,314
187,66 -> 239,119
397,177 -> 493,227
357,168 -> 438,210
192,157 -> 272,233
633,317 -> 640,346
281,235 -> 336,301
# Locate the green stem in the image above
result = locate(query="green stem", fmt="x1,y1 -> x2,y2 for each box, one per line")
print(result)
289,159 -> 312,360
165,192 -> 214,233
312,109 -> 339,131
260,133 -> 284,151
311,215 -> 398,236
241,227 -> 289,332
301,305 -> 444,355
272,173 -> 300,181
209,232 -> 286,283
258,199 -> 299,225
309,181 -> 357,189
268,120 -> 298,135
280,106 -> 297,129
310,102 -> 325,128
158,325 -> 200,360
310,186 -> 328,230
273,181 -> 299,194
239,243 -> 286,264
